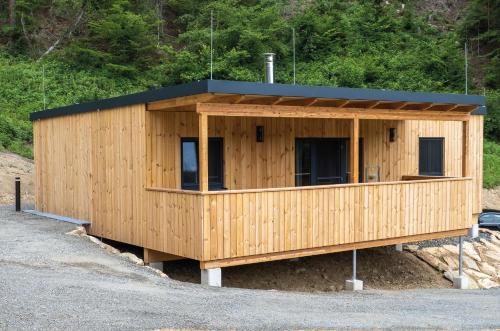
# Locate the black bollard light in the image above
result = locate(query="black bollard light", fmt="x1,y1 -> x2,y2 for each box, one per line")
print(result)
15,177 -> 21,212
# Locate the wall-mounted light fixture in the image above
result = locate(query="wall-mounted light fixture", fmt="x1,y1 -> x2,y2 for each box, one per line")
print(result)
256,126 -> 264,142
389,128 -> 396,142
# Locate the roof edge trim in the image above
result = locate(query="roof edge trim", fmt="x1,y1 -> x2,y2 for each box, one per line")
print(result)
30,80 -> 486,121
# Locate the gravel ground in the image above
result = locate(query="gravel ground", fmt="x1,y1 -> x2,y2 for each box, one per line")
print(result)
0,205 -> 499,330
411,231 -> 492,249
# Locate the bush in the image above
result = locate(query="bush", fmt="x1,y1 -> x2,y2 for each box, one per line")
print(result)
484,91 -> 500,142
483,140 -> 500,189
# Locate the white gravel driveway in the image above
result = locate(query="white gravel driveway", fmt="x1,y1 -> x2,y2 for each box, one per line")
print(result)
0,206 -> 499,330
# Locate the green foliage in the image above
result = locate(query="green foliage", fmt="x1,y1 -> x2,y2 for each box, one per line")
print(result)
458,0 -> 500,89
64,0 -> 159,75
0,48 -> 151,157
485,91 -> 500,142
0,0 -> 498,188
484,140 -> 500,189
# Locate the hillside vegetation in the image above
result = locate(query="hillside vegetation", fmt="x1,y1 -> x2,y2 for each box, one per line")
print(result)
0,0 -> 498,186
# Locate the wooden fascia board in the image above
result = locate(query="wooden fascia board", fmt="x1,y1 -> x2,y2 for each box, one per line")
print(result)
196,103 -> 471,121
147,93 -> 214,111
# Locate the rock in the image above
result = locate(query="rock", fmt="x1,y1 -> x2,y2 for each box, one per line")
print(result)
87,235 -> 105,247
484,250 -> 500,263
481,239 -> 500,254
444,270 -> 458,282
416,250 -> 448,271
85,235 -> 120,255
423,247 -> 442,255
478,262 -> 499,278
480,228 -> 500,240
467,276 -> 480,289
462,255 -> 480,271
102,243 -> 120,255
405,244 -> 419,252
66,226 -> 86,236
464,268 -> 491,280
119,252 -> 144,266
489,235 -> 500,247
442,254 -> 458,270
477,278 -> 499,289
463,242 -> 481,262
442,244 -> 459,255
145,266 -> 169,278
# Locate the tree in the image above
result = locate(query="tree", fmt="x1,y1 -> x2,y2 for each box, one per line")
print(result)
9,0 -> 15,27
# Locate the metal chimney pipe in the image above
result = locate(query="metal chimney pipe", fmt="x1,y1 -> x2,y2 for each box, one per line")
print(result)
264,53 -> 275,84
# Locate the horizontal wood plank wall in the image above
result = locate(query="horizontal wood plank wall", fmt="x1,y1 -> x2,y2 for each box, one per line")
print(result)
34,106 -> 203,260
201,178 -> 472,261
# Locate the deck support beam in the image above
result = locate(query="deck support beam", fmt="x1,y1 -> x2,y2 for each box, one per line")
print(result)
345,249 -> 363,291
453,236 -> 469,289
201,268 -> 222,287
350,117 -> 359,183
143,248 -> 183,265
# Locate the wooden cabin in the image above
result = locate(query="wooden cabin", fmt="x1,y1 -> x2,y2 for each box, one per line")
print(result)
31,79 -> 485,286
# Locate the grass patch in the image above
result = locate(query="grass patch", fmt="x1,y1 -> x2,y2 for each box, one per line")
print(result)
484,140 -> 500,189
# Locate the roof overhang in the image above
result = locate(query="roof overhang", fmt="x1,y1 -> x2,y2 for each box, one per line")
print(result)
30,80 -> 486,121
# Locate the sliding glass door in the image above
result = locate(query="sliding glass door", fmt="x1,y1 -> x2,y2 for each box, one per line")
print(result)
295,138 -> 349,186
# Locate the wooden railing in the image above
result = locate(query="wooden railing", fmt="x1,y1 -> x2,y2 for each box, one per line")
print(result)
401,175 -> 453,181
199,178 -> 473,261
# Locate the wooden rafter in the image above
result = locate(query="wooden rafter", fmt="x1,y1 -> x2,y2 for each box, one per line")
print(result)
147,93 -> 480,116
196,102 -> 470,121
147,93 -> 214,111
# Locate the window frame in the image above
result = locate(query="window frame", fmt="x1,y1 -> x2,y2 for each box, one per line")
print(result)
295,138 -> 349,186
180,137 -> 224,191
418,137 -> 445,176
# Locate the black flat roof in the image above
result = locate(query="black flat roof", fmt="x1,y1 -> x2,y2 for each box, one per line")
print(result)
30,79 -> 486,120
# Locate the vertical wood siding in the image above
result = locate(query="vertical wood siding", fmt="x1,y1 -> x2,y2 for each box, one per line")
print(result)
34,105 -> 203,260
33,105 -> 483,261
146,112 -> 482,216
200,178 -> 472,261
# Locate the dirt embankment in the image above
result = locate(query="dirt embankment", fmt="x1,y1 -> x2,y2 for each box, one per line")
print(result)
165,246 -> 451,291
0,152 -> 34,205
483,188 -> 500,210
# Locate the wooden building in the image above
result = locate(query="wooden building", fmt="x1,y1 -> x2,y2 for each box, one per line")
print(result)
31,79 -> 486,287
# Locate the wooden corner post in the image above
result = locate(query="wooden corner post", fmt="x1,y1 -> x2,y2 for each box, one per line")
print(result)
350,117 -> 360,183
198,112 -> 209,192
462,119 -> 469,177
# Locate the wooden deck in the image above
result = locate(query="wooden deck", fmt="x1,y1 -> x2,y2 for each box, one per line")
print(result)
150,177 -> 472,266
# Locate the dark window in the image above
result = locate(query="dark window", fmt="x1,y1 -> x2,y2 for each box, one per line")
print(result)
181,138 -> 224,190
358,138 -> 364,183
295,138 -> 348,186
207,138 -> 224,190
295,140 -> 312,186
419,138 -> 444,176
181,139 -> 199,190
